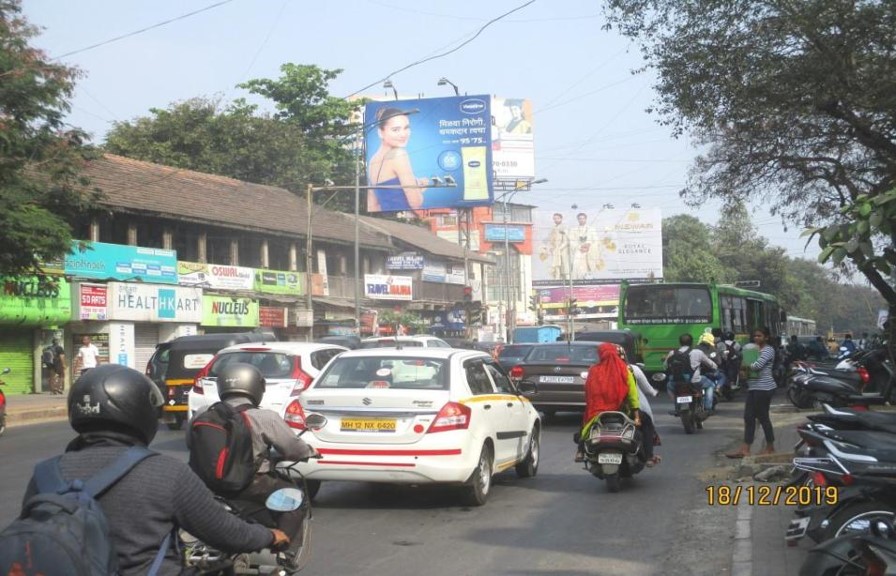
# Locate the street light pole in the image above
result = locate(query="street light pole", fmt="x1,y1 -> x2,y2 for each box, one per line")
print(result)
353,138 -> 361,325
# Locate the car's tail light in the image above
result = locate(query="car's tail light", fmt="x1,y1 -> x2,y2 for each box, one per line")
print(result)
192,360 -> 213,395
427,402 -> 472,433
284,399 -> 307,430
289,357 -> 313,396
509,365 -> 523,380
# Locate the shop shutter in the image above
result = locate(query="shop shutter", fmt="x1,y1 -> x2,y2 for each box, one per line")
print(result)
0,331 -> 34,395
134,324 -> 159,374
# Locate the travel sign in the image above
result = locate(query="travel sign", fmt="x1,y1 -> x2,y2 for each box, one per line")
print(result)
364,274 -> 413,301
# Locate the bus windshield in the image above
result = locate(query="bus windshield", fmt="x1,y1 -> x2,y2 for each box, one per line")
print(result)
623,285 -> 713,324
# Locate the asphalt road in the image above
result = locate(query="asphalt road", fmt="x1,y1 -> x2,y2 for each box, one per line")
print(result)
0,398 -> 746,576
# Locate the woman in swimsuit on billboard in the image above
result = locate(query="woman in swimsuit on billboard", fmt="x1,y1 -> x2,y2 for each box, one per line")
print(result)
367,107 -> 429,212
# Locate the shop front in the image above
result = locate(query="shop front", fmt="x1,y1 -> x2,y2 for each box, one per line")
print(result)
0,276 -> 72,394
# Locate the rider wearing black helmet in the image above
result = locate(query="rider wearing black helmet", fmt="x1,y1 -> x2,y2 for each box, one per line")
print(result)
197,362 -> 318,569
21,364 -> 286,575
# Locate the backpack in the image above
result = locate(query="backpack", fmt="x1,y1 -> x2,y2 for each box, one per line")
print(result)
667,348 -> 692,382
188,401 -> 258,494
41,346 -> 55,369
0,446 -> 169,576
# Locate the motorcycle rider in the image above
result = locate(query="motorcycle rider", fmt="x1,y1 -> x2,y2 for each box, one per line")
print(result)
665,333 -> 718,415
20,364 -> 287,575
192,362 -> 319,570
624,348 -> 662,466
697,331 -> 726,398
574,343 -> 640,462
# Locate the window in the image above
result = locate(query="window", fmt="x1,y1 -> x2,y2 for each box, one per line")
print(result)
465,360 -> 495,395
310,348 -> 343,370
484,362 -> 514,394
315,356 -> 447,390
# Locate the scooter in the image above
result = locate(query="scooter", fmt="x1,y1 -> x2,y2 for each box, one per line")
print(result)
581,411 -> 645,493
0,368 -> 10,437
182,414 -> 327,574
799,517 -> 896,576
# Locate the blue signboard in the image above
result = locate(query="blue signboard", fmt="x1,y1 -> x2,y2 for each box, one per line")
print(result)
484,224 -> 526,243
364,95 -> 493,213
64,241 -> 178,284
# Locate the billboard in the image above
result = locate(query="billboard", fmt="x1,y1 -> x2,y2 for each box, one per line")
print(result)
364,274 -> 413,301
532,207 -> 663,285
177,261 -> 254,290
491,97 -> 535,180
364,96 -> 493,212
63,241 -> 178,284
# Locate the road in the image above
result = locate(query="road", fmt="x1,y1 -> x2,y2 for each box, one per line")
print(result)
0,398 -> 746,575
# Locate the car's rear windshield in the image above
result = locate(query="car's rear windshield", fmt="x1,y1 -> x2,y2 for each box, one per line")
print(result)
360,339 -> 424,349
498,344 -> 533,358
315,356 -> 448,390
525,345 -> 599,364
209,351 -> 294,379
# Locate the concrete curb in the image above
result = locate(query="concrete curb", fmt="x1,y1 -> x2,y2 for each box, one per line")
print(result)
7,407 -> 68,427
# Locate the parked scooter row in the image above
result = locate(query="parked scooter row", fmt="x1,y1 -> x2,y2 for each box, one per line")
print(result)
782,404 -> 896,574
785,346 -> 894,410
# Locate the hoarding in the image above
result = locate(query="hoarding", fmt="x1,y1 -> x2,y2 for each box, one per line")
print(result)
202,295 -> 259,327
386,254 -> 425,270
106,282 -> 202,323
532,207 -> 663,285
491,97 -> 535,180
0,276 -> 71,325
78,283 -> 107,321
177,261 -> 254,290
64,241 -> 178,284
254,269 -> 302,295
364,274 -> 413,301
364,95 -> 493,212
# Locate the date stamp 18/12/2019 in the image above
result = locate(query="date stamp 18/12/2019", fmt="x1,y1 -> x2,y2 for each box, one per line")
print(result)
706,484 -> 838,506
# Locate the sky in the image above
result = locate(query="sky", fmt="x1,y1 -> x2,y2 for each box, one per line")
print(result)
20,0 -> 821,261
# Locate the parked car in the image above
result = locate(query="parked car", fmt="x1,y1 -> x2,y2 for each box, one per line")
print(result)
187,341 -> 348,420
146,331 -> 276,430
495,343 -> 535,372
359,335 -> 451,349
286,347 -> 541,506
575,329 -> 643,364
509,342 -> 602,418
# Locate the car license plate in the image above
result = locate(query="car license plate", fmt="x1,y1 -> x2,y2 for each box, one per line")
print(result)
597,452 -> 623,465
340,418 -> 397,432
540,375 -> 575,384
676,396 -> 693,404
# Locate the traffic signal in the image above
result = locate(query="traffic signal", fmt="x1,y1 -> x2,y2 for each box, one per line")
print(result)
529,294 -> 539,312
463,286 -> 473,303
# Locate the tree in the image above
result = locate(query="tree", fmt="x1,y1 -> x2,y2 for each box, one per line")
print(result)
105,64 -> 361,211
603,1 -> 896,340
0,0 -> 98,275
662,215 -> 732,282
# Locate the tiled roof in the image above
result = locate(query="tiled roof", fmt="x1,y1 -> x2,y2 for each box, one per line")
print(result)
83,154 -> 394,250
358,216 -> 494,264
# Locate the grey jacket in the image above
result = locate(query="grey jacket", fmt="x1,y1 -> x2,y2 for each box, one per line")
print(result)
224,397 -> 317,474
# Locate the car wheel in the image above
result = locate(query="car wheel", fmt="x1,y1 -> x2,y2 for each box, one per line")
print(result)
305,479 -> 322,501
462,444 -> 494,506
515,425 -> 540,478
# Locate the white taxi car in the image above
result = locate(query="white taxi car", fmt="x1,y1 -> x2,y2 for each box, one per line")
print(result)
188,341 -> 347,419
284,348 -> 541,506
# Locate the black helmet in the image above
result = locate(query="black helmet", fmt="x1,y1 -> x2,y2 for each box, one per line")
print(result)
216,362 -> 266,405
68,364 -> 164,444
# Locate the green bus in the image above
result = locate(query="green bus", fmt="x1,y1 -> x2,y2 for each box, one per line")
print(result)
617,281 -> 786,373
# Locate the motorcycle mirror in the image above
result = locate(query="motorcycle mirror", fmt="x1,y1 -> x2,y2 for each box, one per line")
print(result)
265,488 -> 304,512
651,372 -> 666,382
304,413 -> 328,431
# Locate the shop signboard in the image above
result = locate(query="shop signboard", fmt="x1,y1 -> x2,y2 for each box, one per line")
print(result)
78,283 -> 107,321
0,276 -> 71,325
259,306 -> 287,328
108,322 -> 135,368
177,261 -> 254,290
364,274 -> 413,301
254,268 -> 302,295
64,241 -> 178,284
107,282 -> 202,323
387,255 -> 425,270
202,295 -> 259,327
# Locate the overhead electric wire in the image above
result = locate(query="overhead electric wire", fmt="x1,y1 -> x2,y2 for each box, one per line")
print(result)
52,0 -> 236,60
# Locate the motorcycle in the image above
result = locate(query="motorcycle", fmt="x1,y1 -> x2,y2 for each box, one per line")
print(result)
670,377 -> 713,434
581,411 -> 645,493
182,414 -> 327,575
785,351 -> 894,411
799,517 -> 896,576
0,368 -> 10,437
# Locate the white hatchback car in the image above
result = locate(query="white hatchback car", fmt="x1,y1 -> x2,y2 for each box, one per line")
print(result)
284,348 -> 541,506
188,341 -> 347,419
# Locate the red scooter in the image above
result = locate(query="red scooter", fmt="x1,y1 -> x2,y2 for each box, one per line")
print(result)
0,368 -> 9,437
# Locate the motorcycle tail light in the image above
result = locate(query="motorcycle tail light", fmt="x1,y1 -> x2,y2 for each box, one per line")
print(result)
811,471 -> 827,487
857,366 -> 870,385
840,473 -> 854,486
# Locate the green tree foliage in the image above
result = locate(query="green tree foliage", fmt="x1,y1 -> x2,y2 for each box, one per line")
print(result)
0,0 -> 98,275
105,64 -> 360,210
661,215 -> 732,282
603,1 -> 896,338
